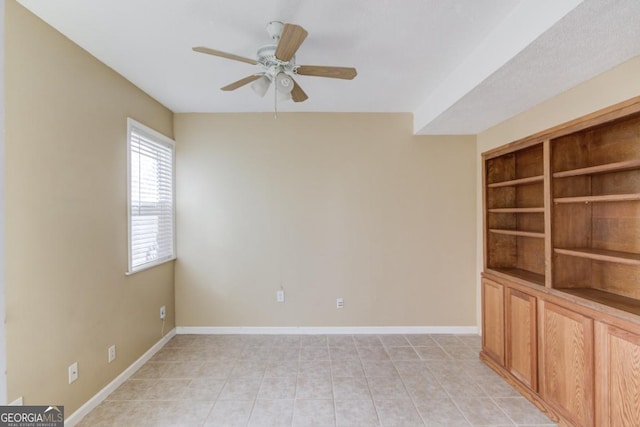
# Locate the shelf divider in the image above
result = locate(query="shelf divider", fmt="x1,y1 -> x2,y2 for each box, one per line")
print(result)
488,207 -> 545,213
554,193 -> 640,204
553,159 -> 640,178
487,175 -> 544,188
489,229 -> 545,239
557,288 -> 640,317
486,267 -> 545,286
554,247 -> 640,266
543,139 -> 552,288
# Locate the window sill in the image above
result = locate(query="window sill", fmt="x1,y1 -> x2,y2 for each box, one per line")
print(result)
126,256 -> 176,276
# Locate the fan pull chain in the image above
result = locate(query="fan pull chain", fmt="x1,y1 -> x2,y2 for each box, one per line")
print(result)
274,83 -> 278,119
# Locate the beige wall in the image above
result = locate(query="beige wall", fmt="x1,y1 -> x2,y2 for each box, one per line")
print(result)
174,113 -> 477,327
5,2 -> 175,413
475,54 -> 640,324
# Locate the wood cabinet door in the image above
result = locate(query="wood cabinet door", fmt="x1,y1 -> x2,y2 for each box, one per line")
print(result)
482,278 -> 505,365
595,322 -> 640,426
539,301 -> 594,427
506,288 -> 537,390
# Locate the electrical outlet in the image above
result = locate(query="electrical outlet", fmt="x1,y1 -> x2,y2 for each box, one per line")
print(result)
276,290 -> 285,303
160,305 -> 166,320
337,298 -> 344,309
68,362 -> 78,384
108,345 -> 116,363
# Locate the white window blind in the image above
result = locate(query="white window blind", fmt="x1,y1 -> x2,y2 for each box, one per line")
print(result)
127,118 -> 175,274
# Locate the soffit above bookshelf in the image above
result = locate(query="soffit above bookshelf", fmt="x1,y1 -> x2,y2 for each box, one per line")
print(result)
483,96 -> 640,159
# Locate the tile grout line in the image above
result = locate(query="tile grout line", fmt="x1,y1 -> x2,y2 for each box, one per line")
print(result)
422,336 -> 477,427
390,334 -> 429,426
287,339 -> 303,427
363,334 -> 385,427
329,336 -> 348,427
404,335 -> 430,426
244,340 -> 259,427
488,394 -> 520,426
200,344 -> 222,427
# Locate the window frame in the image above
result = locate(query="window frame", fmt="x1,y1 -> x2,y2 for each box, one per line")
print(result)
126,118 -> 176,275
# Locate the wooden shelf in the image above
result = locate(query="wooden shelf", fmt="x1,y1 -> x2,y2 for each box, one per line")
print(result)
554,193 -> 640,204
554,248 -> 640,266
487,175 -> 544,188
557,288 -> 640,317
489,229 -> 545,239
488,207 -> 545,213
553,159 -> 640,178
486,268 -> 545,286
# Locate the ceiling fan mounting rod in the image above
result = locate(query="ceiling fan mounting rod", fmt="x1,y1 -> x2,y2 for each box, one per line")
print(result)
266,21 -> 285,41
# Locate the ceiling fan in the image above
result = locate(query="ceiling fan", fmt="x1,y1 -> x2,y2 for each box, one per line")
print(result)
192,21 -> 357,103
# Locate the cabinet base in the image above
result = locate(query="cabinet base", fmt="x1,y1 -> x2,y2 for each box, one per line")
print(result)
479,352 -> 572,427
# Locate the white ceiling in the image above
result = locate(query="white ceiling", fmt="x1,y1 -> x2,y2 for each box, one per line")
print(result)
16,0 -> 640,134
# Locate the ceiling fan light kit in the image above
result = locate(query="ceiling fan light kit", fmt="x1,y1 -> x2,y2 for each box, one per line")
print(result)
276,89 -> 292,103
275,72 -> 294,93
192,20 -> 357,105
251,74 -> 271,98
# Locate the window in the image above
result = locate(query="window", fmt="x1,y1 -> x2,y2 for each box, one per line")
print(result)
127,118 -> 175,274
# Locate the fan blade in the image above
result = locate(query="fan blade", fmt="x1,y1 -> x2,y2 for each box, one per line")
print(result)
291,79 -> 308,103
221,75 -> 262,91
192,46 -> 257,65
275,24 -> 308,62
296,65 -> 357,80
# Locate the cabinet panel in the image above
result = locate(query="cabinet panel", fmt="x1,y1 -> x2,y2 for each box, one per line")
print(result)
539,301 -> 594,426
506,288 -> 537,390
482,279 -> 505,365
595,322 -> 640,426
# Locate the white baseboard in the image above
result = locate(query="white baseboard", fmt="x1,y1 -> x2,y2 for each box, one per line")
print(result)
176,326 -> 479,335
8,396 -> 23,406
65,328 -> 176,427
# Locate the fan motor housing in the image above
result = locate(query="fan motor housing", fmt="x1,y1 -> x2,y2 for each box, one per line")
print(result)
257,45 -> 296,73
266,21 -> 284,40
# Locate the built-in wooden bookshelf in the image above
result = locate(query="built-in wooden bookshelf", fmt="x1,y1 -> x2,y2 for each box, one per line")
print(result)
483,106 -> 640,313
552,112 -> 640,306
481,97 -> 640,427
484,143 -> 546,285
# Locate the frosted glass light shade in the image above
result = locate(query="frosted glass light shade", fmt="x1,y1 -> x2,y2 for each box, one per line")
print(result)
275,72 -> 294,93
277,90 -> 292,102
251,75 -> 271,97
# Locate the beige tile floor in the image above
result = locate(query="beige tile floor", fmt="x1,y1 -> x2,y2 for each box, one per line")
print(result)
77,334 -> 557,426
